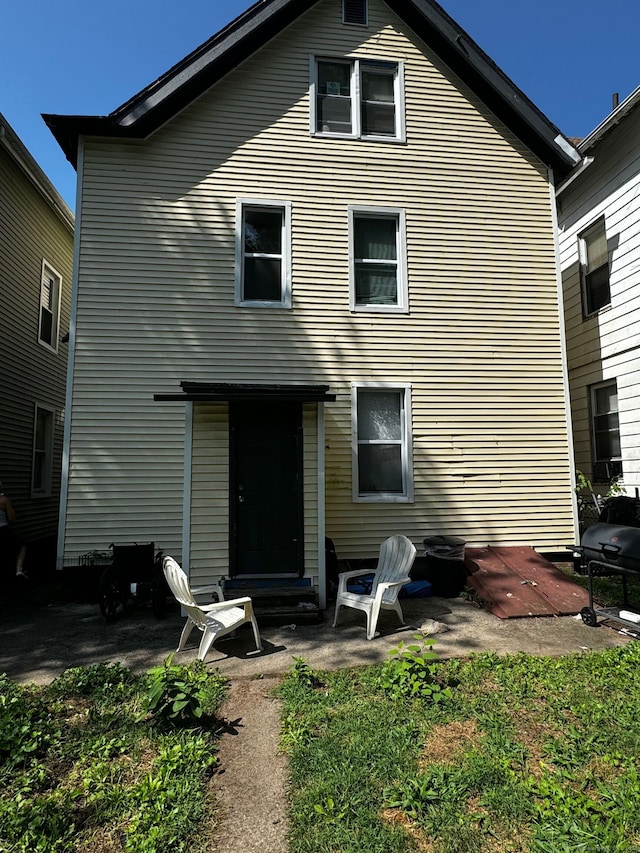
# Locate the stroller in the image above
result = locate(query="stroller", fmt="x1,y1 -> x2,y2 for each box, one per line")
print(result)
99,542 -> 169,621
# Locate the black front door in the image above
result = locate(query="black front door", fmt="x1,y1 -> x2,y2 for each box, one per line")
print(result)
230,402 -> 303,576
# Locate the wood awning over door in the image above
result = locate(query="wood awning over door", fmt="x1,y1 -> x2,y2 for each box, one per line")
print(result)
154,382 -> 336,403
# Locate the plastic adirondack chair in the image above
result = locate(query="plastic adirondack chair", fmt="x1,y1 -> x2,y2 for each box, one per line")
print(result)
163,556 -> 263,660
332,534 -> 417,640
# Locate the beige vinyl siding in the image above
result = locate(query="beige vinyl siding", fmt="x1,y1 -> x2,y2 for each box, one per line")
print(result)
0,140 -> 73,544
189,402 -> 319,585
64,0 -> 572,565
190,404 -> 229,584
559,103 -> 640,489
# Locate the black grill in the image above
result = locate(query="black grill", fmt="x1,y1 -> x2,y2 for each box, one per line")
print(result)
579,523 -> 640,574
573,523 -> 640,630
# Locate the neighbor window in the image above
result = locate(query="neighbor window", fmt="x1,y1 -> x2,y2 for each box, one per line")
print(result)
38,261 -> 61,351
32,404 -> 54,496
353,385 -> 412,501
579,218 -> 610,315
343,0 -> 367,25
312,57 -> 404,141
349,207 -> 407,310
235,200 -> 291,307
591,380 -> 622,482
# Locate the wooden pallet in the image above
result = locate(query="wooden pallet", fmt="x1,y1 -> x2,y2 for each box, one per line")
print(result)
464,546 -> 590,619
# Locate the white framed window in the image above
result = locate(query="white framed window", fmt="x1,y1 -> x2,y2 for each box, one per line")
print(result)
32,404 -> 54,497
352,384 -> 413,502
590,380 -> 622,482
38,260 -> 62,351
311,57 -> 405,141
343,0 -> 367,25
349,206 -> 407,311
579,218 -> 610,316
235,199 -> 292,308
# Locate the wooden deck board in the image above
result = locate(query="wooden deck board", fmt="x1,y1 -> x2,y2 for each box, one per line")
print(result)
464,546 -> 589,619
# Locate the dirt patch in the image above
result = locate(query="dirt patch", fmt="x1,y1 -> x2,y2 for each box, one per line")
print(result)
211,677 -> 288,853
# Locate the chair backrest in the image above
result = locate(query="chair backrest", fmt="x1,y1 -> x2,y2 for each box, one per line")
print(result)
163,556 -> 208,630
372,535 -> 417,602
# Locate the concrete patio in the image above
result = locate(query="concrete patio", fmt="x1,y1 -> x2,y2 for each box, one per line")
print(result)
0,591 -> 633,685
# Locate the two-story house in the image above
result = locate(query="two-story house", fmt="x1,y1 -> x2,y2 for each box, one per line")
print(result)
557,86 -> 640,499
0,113 -> 74,577
45,0 -> 581,606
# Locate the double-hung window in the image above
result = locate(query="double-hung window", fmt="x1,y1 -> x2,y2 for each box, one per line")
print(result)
353,385 -> 413,501
579,218 -> 610,316
32,404 -> 54,497
591,380 -> 622,482
312,57 -> 404,141
349,207 -> 407,311
235,200 -> 291,307
38,260 -> 61,351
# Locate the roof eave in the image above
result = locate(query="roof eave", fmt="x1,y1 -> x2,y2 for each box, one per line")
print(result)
43,0 -> 580,180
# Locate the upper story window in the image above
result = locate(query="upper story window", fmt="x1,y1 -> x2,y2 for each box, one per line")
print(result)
38,260 -> 61,352
591,380 -> 622,482
349,206 -> 407,312
352,384 -> 413,502
235,199 -> 292,308
579,218 -> 610,316
311,57 -> 405,142
343,0 -> 367,25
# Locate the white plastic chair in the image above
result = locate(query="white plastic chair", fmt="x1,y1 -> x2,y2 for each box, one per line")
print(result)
332,534 -> 417,640
163,556 -> 263,660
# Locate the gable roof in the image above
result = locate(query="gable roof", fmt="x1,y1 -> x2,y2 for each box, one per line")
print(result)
1,112 -> 74,233
577,84 -> 640,154
43,0 -> 581,179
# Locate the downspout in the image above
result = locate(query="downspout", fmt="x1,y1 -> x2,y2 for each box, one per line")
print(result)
56,137 -> 84,569
317,402 -> 327,610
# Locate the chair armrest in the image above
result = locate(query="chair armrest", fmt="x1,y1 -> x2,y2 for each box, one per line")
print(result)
192,585 -> 219,596
336,568 -> 376,595
199,596 -> 252,613
373,577 -> 411,600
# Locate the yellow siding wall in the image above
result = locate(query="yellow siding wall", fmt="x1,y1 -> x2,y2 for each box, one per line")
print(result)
65,0 -> 573,568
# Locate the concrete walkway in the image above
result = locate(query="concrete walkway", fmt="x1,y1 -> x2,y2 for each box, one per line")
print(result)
0,593 -> 632,685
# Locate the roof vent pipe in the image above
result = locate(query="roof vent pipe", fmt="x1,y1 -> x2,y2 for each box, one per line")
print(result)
612,92 -> 620,110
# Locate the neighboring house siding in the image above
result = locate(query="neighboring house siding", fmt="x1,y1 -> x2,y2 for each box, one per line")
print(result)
64,0 -> 573,565
0,130 -> 73,546
558,102 -> 640,490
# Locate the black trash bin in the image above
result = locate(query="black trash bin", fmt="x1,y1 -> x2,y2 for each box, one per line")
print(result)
423,535 -> 467,597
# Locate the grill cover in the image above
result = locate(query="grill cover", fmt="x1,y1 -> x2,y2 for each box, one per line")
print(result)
580,523 -> 640,573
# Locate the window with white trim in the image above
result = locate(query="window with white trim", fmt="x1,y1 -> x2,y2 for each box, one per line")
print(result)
235,200 -> 291,307
579,218 -> 610,316
349,207 -> 407,311
353,385 -> 413,501
312,57 -> 404,141
590,380 -> 622,482
38,261 -> 61,351
32,404 -> 54,496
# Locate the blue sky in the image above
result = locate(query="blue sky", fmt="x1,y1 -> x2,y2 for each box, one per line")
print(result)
3,0 -> 639,211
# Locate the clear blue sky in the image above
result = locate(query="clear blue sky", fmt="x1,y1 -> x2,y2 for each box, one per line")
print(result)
3,0 -> 639,211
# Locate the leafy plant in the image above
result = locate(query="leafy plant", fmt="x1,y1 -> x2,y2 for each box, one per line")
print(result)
0,674 -> 59,767
291,656 -> 324,689
49,661 -> 136,698
145,655 -> 227,725
379,636 -> 453,702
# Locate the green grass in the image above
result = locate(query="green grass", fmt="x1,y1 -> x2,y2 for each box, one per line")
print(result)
0,661 -> 228,853
278,639 -> 640,853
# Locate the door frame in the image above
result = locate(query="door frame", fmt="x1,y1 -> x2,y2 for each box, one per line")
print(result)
228,400 -> 304,578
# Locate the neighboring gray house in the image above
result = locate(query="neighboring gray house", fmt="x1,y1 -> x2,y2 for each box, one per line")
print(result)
557,86 -> 640,496
0,113 -> 74,568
